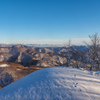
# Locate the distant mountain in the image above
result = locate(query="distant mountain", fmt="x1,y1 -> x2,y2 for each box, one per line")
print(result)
26,44 -> 63,47
0,44 -> 88,67
0,43 -> 63,47
0,44 -> 67,67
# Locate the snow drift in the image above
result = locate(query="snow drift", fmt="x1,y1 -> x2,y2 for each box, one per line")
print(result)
0,67 -> 100,100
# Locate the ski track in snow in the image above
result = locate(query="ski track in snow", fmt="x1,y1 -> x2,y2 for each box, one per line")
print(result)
0,67 -> 100,100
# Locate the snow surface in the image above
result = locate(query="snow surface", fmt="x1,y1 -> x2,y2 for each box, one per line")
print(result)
0,67 -> 100,100
0,64 -> 10,67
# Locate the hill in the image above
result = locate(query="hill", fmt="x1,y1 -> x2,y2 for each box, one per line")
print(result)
0,67 -> 100,100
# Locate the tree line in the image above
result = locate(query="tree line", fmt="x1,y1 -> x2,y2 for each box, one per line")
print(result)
65,33 -> 100,71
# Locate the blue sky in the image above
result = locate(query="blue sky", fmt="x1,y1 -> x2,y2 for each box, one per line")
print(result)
0,0 -> 100,45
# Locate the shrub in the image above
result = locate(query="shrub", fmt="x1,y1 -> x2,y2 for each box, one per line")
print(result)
0,72 -> 13,87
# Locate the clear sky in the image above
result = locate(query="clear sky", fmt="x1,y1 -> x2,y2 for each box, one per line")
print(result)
0,0 -> 100,45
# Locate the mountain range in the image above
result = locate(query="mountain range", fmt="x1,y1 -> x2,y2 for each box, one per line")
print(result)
0,44 -> 87,67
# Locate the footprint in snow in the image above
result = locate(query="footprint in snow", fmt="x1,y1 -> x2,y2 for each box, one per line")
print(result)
74,75 -> 76,77
75,83 -> 78,87
73,82 -> 78,87
78,89 -> 82,92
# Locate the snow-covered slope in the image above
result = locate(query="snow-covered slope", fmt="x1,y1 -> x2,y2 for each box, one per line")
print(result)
0,67 -> 100,100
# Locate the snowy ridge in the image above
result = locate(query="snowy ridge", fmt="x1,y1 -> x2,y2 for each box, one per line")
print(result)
0,67 -> 100,100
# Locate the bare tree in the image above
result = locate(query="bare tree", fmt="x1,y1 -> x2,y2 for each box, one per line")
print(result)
0,72 -> 13,88
64,40 -> 83,68
84,33 -> 100,71
64,39 -> 72,67
70,46 -> 83,68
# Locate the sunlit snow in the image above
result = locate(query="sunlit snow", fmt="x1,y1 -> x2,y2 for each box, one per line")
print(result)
0,67 -> 100,100
0,64 -> 10,67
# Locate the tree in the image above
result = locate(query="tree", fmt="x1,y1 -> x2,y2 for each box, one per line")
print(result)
84,33 -> 100,71
70,46 -> 82,68
64,39 -> 72,67
65,40 -> 83,68
0,72 -> 13,88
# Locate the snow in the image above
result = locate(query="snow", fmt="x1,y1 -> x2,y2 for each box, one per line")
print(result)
0,67 -> 100,100
17,68 -> 21,71
0,64 -> 10,67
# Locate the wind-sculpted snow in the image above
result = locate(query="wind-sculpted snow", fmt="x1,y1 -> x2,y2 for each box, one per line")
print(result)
0,67 -> 100,100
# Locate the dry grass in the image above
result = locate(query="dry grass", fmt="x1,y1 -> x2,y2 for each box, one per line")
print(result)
0,62 -> 49,89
